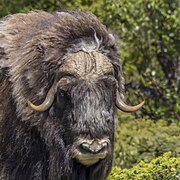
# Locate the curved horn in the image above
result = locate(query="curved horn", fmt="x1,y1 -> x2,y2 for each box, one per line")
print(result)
28,80 -> 57,112
116,91 -> 144,112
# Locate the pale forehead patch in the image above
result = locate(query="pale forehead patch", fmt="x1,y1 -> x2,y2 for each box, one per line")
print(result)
60,51 -> 114,79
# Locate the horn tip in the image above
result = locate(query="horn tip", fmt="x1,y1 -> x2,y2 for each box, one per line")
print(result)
135,100 -> 145,110
141,100 -> 145,106
27,100 -> 33,108
27,100 -> 42,112
135,100 -> 145,112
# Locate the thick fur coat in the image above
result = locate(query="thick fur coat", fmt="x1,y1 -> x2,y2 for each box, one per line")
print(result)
0,10 -> 125,180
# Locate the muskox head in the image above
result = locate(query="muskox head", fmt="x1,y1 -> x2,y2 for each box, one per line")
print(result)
0,10 -> 144,178
28,50 -> 143,165
27,41 -> 143,168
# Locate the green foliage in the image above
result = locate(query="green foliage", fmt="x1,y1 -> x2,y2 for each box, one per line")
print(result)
114,116 -> 180,168
108,152 -> 180,180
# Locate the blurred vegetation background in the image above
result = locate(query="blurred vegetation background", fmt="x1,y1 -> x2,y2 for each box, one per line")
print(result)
0,0 -> 179,178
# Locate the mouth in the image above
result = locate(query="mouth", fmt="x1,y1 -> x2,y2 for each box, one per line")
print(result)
75,151 -> 108,166
72,139 -> 109,166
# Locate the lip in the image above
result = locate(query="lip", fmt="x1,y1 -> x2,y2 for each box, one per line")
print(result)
74,150 -> 108,166
71,138 -> 110,166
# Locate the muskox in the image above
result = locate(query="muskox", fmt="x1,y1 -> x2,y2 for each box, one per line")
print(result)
0,10 -> 144,180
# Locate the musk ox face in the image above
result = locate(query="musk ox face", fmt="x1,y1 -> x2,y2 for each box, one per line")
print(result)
56,52 -> 116,166
0,10 -> 144,179
29,51 -> 117,166
27,50 -> 143,168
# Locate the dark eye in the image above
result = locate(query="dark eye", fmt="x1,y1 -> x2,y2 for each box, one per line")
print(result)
57,88 -> 67,110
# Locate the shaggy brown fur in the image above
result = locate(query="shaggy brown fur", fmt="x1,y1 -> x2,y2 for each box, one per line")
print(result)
0,10 -> 124,180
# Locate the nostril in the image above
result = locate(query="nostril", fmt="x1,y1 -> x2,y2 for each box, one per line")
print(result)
81,143 -> 91,152
81,141 -> 108,154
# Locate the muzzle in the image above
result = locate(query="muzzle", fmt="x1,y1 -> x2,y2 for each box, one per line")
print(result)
71,138 -> 110,166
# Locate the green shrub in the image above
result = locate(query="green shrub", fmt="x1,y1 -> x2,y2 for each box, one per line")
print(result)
108,152 -> 180,180
114,115 -> 180,168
